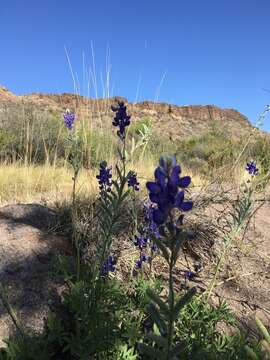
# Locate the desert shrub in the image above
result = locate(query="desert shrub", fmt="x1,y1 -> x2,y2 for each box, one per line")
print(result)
176,131 -> 247,176
247,136 -> 270,175
127,117 -> 152,137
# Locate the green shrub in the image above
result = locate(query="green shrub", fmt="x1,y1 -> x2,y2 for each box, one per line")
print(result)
127,117 -> 152,137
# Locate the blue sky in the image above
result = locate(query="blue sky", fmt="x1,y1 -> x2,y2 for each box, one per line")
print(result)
1,0 -> 270,130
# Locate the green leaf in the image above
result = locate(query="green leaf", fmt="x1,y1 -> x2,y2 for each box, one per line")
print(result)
137,343 -> 165,359
173,287 -> 196,320
172,232 -> 185,264
119,189 -> 131,203
146,289 -> 170,318
115,163 -> 123,181
154,238 -> 170,263
99,202 -> 112,217
245,345 -> 259,359
112,180 -> 121,195
261,340 -> 270,356
145,303 -> 168,336
255,317 -> 270,344
145,332 -> 167,348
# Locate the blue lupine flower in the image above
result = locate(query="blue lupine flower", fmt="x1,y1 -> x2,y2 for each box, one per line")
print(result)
146,155 -> 193,225
111,101 -> 131,139
127,171 -> 140,191
102,256 -> 116,274
151,243 -> 158,252
96,161 -> 112,192
134,234 -> 148,250
184,270 -> 196,280
135,254 -> 149,269
143,201 -> 160,239
63,109 -> 75,130
246,160 -> 259,176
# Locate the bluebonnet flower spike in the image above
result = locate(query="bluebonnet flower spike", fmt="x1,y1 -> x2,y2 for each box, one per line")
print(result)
135,254 -> 149,269
246,160 -> 259,176
111,101 -> 131,139
96,161 -> 112,192
102,256 -> 116,275
63,109 -> 75,130
146,155 -> 193,224
127,171 -> 140,191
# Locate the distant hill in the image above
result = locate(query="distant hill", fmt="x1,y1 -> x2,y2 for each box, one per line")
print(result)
0,85 -> 259,141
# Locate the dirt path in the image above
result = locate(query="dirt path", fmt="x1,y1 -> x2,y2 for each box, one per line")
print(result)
0,204 -> 71,346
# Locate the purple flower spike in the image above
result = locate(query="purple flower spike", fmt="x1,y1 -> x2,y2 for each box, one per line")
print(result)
134,234 -> 148,250
246,160 -> 259,176
135,253 -> 149,269
127,171 -> 140,191
63,109 -> 75,130
111,101 -> 131,139
102,256 -> 116,275
96,161 -> 112,193
146,155 -> 193,225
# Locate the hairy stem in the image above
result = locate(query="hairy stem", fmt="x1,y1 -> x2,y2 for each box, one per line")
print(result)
167,251 -> 175,359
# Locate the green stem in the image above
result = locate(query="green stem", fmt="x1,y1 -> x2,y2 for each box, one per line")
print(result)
205,229 -> 239,302
72,175 -> 76,208
167,252 -> 175,359
98,181 -> 126,280
0,284 -> 25,339
122,137 -> 126,178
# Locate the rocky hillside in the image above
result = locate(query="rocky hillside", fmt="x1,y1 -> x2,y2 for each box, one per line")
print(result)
0,85 -> 256,141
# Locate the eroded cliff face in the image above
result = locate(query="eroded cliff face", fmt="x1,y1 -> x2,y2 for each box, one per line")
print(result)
0,86 -> 254,140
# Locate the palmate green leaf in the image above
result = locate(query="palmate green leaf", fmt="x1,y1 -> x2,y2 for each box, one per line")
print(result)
172,287 -> 196,321
145,303 -> 168,336
145,332 -> 168,348
137,343 -> 166,359
154,237 -> 170,263
146,289 -> 170,318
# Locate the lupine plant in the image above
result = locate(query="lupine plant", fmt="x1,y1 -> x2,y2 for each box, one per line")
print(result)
63,109 -> 80,204
95,101 -> 138,280
137,154 -> 196,359
205,160 -> 258,302
63,109 -> 84,279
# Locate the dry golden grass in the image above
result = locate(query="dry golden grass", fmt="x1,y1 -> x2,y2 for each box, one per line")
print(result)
0,160 -> 209,205
0,164 -> 97,204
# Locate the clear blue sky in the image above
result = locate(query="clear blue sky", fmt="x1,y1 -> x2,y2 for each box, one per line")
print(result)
1,0 -> 270,130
